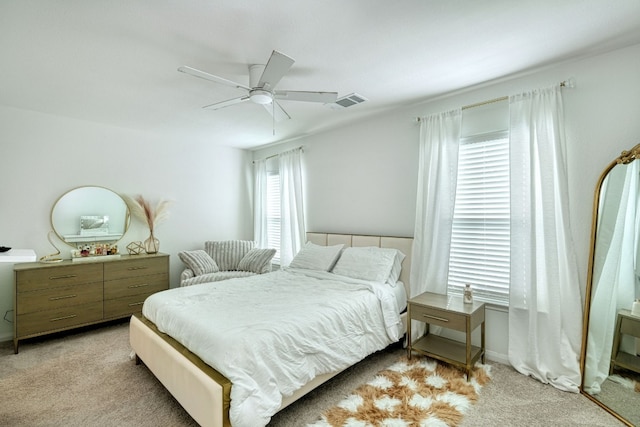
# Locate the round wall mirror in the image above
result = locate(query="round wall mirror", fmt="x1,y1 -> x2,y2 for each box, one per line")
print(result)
51,186 -> 130,246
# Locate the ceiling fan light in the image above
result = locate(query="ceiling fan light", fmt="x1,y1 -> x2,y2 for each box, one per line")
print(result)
250,89 -> 273,105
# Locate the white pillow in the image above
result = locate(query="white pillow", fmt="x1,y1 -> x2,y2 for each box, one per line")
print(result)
289,242 -> 344,271
332,246 -> 398,283
386,250 -> 406,286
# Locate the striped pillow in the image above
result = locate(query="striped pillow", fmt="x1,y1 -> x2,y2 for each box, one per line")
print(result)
238,248 -> 276,274
205,240 -> 255,271
178,250 -> 219,276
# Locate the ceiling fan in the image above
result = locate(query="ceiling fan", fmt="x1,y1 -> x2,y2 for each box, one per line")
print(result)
178,50 -> 338,121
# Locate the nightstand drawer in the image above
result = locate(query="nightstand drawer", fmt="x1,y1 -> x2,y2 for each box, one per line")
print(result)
620,316 -> 640,337
16,282 -> 103,315
17,301 -> 103,337
410,304 -> 466,331
16,263 -> 103,292
104,256 -> 167,281
104,273 -> 168,300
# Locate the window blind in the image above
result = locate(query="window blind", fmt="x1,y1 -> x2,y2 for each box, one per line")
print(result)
266,172 -> 281,264
448,131 -> 510,306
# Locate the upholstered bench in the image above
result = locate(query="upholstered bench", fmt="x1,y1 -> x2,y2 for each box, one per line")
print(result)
179,240 -> 275,287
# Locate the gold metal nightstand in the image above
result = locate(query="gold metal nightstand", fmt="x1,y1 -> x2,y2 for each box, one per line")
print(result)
407,291 -> 485,379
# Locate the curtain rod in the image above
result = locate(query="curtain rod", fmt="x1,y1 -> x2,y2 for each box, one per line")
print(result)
415,78 -> 575,122
461,95 -> 508,111
252,146 -> 303,164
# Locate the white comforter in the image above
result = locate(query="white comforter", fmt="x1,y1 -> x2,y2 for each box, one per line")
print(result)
142,268 -> 403,427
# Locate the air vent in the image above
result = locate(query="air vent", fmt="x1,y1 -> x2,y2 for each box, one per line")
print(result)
325,93 -> 368,110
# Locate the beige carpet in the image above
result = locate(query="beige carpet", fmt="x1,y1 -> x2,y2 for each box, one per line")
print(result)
0,320 -> 197,427
594,375 -> 640,427
0,320 -> 628,427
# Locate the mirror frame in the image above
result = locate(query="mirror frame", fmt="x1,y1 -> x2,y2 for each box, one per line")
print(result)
50,185 -> 130,247
580,143 -> 640,426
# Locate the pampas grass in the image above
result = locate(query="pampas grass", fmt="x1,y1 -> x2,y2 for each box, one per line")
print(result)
124,195 -> 172,233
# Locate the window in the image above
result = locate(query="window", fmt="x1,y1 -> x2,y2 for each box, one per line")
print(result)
266,171 -> 281,264
447,131 -> 510,306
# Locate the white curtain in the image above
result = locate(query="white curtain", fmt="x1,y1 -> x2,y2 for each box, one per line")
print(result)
278,148 -> 306,266
253,158 -> 269,248
410,110 -> 461,340
508,85 -> 583,392
584,160 -> 640,393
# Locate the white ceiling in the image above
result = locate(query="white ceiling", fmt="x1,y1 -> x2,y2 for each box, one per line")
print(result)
2,1 -> 640,149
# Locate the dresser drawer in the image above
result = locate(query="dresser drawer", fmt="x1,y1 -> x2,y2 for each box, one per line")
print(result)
104,293 -> 152,319
410,304 -> 466,331
16,282 -> 103,315
104,256 -> 167,281
16,301 -> 103,337
16,263 -> 103,292
104,273 -> 168,300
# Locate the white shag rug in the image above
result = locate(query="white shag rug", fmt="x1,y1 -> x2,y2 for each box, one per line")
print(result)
308,356 -> 491,427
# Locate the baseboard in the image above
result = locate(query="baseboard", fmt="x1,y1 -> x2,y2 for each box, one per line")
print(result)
0,331 -> 13,344
485,349 -> 509,365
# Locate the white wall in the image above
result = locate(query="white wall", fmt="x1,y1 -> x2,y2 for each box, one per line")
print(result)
0,107 -> 253,341
253,43 -> 640,362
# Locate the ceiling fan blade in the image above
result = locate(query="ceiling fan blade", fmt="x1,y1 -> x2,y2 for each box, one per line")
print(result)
257,51 -> 295,90
178,66 -> 251,92
263,101 -> 291,122
203,96 -> 250,110
274,90 -> 338,103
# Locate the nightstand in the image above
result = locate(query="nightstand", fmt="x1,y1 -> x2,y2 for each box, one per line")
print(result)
609,309 -> 640,375
407,291 -> 485,379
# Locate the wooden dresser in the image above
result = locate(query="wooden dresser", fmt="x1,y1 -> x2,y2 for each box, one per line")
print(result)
13,253 -> 169,353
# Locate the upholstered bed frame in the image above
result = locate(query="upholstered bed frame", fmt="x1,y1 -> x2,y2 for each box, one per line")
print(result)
129,233 -> 413,427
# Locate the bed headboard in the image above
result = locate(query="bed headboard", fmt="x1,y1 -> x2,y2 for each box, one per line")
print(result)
306,232 -> 413,297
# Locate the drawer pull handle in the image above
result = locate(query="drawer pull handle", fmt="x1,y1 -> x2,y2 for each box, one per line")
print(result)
127,266 -> 148,271
49,274 -> 77,280
128,283 -> 149,289
128,302 -> 144,307
423,314 -> 449,322
49,294 -> 77,301
50,314 -> 77,322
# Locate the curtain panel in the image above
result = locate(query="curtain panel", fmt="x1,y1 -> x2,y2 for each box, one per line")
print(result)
253,148 -> 306,267
253,158 -> 269,249
508,85 -> 583,392
410,110 -> 461,340
278,148 -> 306,267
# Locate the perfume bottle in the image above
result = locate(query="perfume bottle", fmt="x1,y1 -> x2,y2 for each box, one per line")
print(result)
463,284 -> 473,304
632,299 -> 640,317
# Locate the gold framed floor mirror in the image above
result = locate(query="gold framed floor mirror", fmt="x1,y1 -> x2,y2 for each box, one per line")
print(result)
580,143 -> 640,427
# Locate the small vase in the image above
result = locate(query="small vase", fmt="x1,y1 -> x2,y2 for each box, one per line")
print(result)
144,233 -> 159,254
463,284 -> 473,304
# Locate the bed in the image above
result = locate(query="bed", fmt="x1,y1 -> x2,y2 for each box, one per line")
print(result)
129,232 -> 413,427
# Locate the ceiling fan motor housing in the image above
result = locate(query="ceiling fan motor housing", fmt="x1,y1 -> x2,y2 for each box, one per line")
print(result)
248,65 -> 272,104
250,89 -> 273,104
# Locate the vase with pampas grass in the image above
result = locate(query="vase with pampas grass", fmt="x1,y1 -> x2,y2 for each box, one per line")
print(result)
144,233 -> 160,254
124,195 -> 171,254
